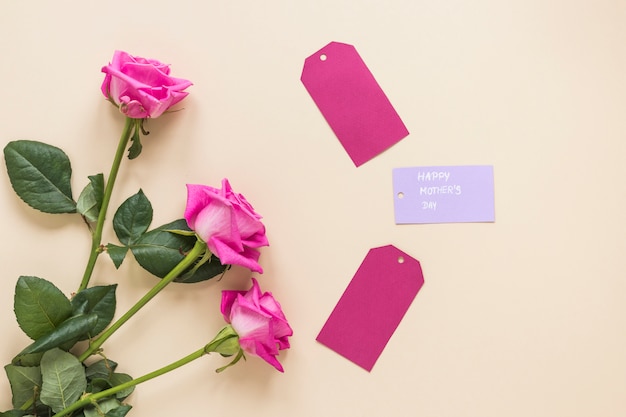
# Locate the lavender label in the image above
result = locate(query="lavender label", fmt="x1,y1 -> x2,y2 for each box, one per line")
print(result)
393,166 -> 495,224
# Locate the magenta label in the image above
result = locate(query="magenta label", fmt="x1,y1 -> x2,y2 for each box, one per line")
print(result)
393,165 -> 495,224
316,245 -> 424,371
301,42 -> 409,167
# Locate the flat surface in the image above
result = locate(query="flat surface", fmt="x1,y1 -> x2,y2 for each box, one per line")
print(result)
1,1 -> 625,416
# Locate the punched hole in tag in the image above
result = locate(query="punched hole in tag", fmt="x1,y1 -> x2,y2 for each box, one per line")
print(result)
397,256 -> 405,264
397,192 -> 404,199
319,54 -> 327,61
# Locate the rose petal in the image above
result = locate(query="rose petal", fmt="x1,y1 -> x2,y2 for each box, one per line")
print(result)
101,50 -> 192,118
195,203 -> 238,248
184,181 -> 267,272
230,296 -> 274,343
220,278 -> 291,372
238,339 -> 284,372
209,238 -> 263,273
220,290 -> 245,321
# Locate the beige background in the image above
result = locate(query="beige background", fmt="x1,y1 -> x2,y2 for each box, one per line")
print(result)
1,1 -> 625,416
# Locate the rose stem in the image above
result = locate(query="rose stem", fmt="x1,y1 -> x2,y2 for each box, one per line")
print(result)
77,117 -> 134,292
55,343 -> 215,417
78,240 -> 207,362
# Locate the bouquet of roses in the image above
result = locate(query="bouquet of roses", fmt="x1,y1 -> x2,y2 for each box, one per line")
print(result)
1,51 -> 292,417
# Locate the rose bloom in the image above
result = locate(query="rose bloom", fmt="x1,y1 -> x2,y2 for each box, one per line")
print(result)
184,179 -> 268,273
221,278 -> 292,372
101,50 -> 192,118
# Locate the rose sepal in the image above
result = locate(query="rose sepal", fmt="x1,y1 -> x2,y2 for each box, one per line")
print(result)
204,325 -> 246,373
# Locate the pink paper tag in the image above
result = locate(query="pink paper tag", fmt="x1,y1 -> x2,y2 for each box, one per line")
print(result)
301,42 -> 409,166
316,245 -> 424,371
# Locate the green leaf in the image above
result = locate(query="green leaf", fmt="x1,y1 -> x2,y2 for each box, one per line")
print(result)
106,404 -> 132,417
129,219 -> 229,283
71,285 -> 117,339
39,349 -> 86,414
85,372 -> 133,402
129,219 -> 191,278
105,244 -> 128,269
11,352 -> 44,367
175,252 -> 229,284
14,276 -> 72,340
109,373 -> 134,400
4,364 -> 42,410
112,190 -> 152,245
85,359 -> 117,380
84,398 -> 118,417
87,377 -> 111,394
3,140 -> 76,213
19,314 -> 98,356
0,410 -> 26,417
84,399 -> 131,417
76,174 -> 104,223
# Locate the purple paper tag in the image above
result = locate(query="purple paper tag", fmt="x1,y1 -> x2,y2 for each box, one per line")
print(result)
393,165 -> 495,224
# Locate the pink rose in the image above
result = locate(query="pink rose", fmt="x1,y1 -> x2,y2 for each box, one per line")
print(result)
184,179 -> 269,273
221,278 -> 292,372
101,50 -> 192,119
